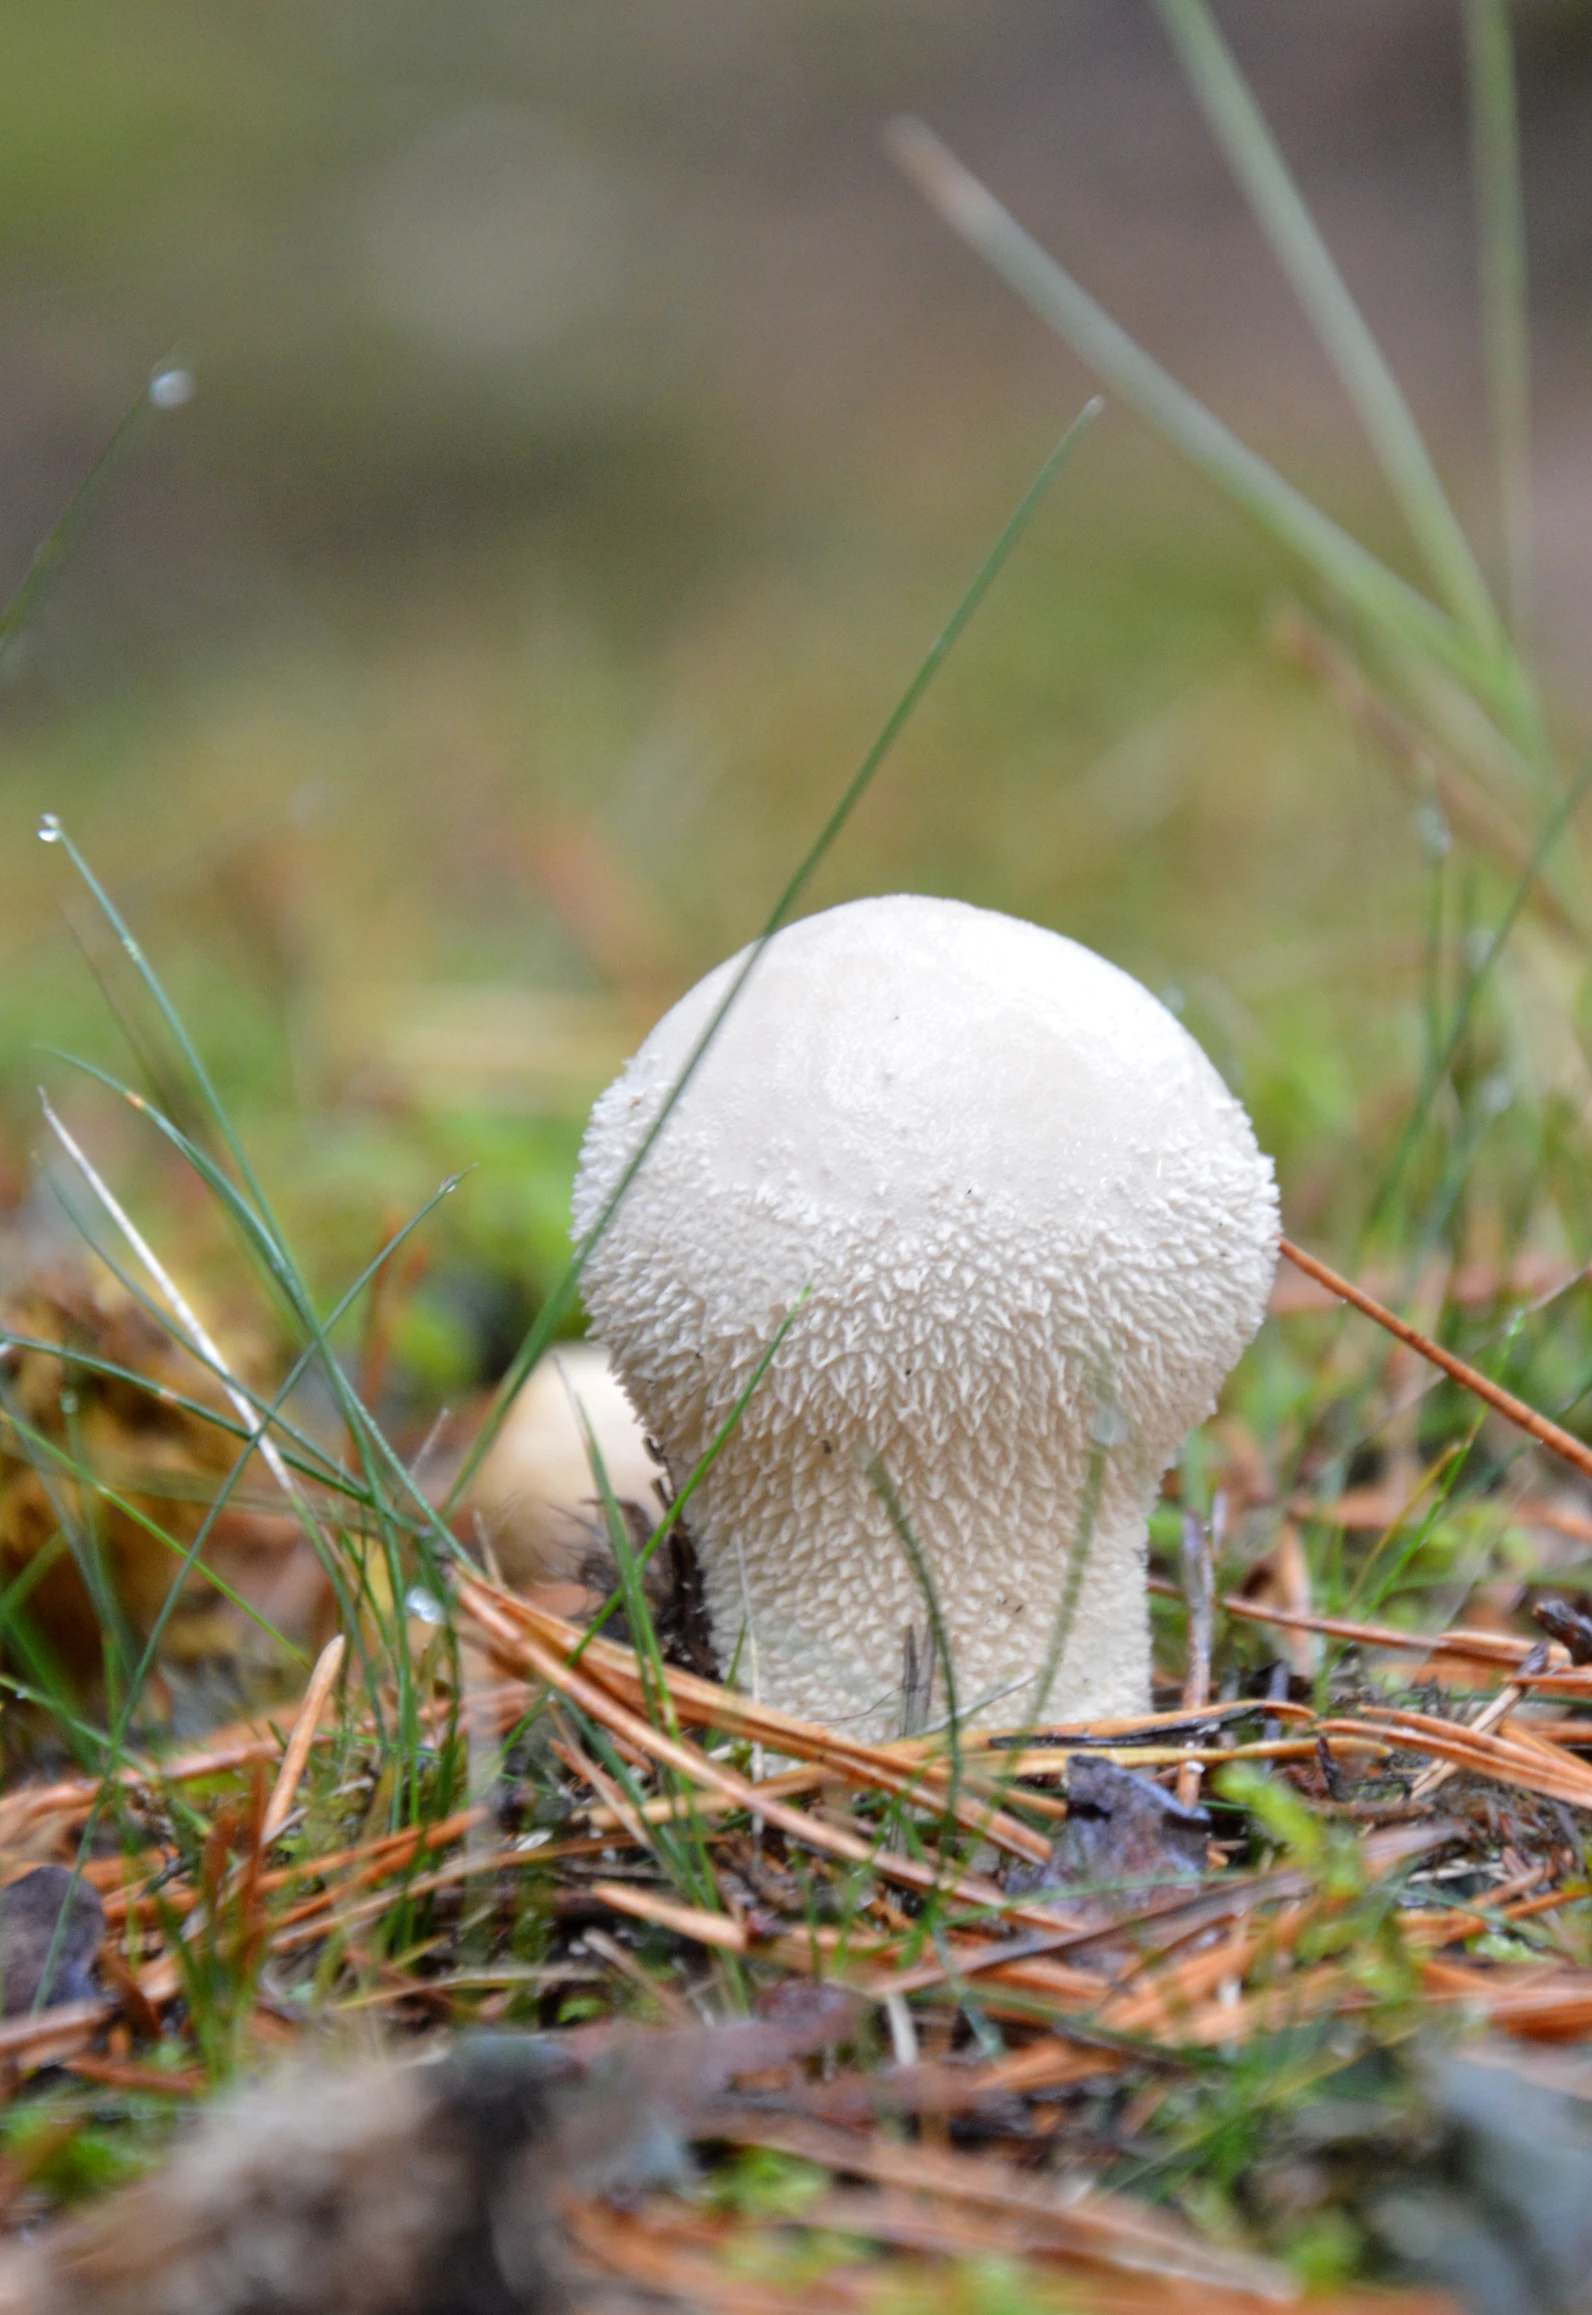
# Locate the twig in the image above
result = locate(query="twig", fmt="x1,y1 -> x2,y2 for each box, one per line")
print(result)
1222,1592 -> 1548,1668
260,1634 -> 346,1846
1279,1236 -> 1592,1483
588,1881 -> 747,1952
466,1578 -> 1052,1865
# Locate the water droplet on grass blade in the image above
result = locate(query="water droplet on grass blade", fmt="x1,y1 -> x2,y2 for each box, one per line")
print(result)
148,368 -> 194,410
1414,800 -> 1452,859
405,1586 -> 447,1626
37,815 -> 61,843
1089,1402 -> 1130,1449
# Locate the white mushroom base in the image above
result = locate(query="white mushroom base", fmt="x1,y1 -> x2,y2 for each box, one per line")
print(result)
574,895 -> 1278,1740
680,1432 -> 1157,1739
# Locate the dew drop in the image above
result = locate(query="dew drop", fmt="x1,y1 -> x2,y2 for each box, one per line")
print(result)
1089,1402 -> 1130,1449
37,814 -> 61,844
148,368 -> 195,411
404,1585 -> 447,1626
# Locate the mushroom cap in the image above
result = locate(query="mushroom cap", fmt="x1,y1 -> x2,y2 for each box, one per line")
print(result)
573,895 -> 1278,1728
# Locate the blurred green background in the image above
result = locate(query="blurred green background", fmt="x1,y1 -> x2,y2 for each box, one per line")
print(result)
4,0 -> 1592,1395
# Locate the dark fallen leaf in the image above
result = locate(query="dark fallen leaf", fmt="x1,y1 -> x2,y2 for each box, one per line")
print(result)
0,1867 -> 104,2016
1533,1593 -> 1592,1666
1004,1756 -> 1210,1899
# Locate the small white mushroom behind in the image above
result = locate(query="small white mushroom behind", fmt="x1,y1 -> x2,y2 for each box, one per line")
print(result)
573,895 -> 1278,1738
468,1342 -> 661,1589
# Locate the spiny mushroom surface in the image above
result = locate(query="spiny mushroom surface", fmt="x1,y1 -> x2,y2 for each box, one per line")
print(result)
573,895 -> 1278,1738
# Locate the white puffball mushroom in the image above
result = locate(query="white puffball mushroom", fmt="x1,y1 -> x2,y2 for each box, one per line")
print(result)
469,1342 -> 662,1588
573,895 -> 1278,1738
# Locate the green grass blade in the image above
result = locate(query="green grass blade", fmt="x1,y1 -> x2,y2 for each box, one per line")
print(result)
0,367 -> 187,681
887,119 -> 1533,741
0,1373 -> 135,1688
1151,0 -> 1504,657
39,818 -> 275,1223
45,1050 -> 467,1569
1463,0 -> 1533,638
37,836 -> 453,1762
1365,747 -> 1592,1235
0,1402 -> 310,1662
0,1332 -> 386,1510
28,1190 -> 396,1530
864,1451 -> 962,1762
445,406 -> 1101,1514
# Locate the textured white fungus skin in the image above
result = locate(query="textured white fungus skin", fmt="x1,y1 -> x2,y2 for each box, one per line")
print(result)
573,895 -> 1279,1739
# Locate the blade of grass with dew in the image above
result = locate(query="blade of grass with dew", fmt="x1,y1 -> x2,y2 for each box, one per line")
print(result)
885,119 -> 1534,743
41,1043 -> 472,1754
49,1051 -> 473,1577
36,1173 -> 414,1580
97,1168 -> 475,1706
42,1087 -> 337,1547
1150,0 -> 1506,665
39,816 -> 277,1229
43,1061 -> 334,1350
42,1080 -> 414,1685
60,909 -> 206,1147
38,830 -> 463,1778
445,406 -> 1102,1514
1464,0 -> 1532,640
0,366 -> 189,683
572,1289 -> 810,1661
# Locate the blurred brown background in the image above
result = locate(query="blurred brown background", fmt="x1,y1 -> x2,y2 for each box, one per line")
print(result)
2,0 -> 1589,1381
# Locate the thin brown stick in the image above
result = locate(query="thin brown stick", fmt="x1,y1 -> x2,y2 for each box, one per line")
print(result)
1221,1593 -> 1547,1668
1279,1238 -> 1592,1483
588,1881 -> 747,1952
260,1634 -> 345,1847
549,1720 -> 659,1858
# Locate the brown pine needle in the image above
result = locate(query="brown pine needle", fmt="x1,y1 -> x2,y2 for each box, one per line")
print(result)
260,1633 -> 346,1847
588,1881 -> 748,1952
1279,1237 -> 1592,1483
